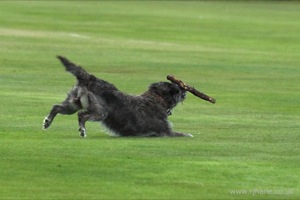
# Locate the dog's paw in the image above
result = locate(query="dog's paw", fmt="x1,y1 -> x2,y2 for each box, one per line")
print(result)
171,132 -> 193,137
43,117 -> 51,129
185,133 -> 193,137
179,133 -> 193,137
78,127 -> 87,138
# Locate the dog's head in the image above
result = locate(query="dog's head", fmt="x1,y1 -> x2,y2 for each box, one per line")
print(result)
148,82 -> 186,110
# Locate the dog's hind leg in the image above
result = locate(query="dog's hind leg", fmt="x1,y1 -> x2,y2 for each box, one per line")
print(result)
78,109 -> 108,137
43,89 -> 82,129
43,102 -> 80,129
77,93 -> 108,137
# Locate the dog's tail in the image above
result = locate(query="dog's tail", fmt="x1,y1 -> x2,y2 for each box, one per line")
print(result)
57,55 -> 90,81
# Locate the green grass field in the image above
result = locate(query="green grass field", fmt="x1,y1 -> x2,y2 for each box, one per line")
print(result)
0,1 -> 299,199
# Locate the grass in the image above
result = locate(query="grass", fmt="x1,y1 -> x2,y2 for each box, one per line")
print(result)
0,1 -> 299,199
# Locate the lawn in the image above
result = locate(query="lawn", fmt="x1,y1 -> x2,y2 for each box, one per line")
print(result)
0,1 -> 299,199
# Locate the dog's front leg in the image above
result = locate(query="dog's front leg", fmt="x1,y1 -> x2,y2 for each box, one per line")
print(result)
171,132 -> 193,137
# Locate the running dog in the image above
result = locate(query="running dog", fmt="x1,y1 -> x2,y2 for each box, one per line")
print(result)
43,56 -> 192,137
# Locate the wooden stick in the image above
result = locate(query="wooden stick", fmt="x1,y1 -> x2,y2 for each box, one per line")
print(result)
167,75 -> 216,104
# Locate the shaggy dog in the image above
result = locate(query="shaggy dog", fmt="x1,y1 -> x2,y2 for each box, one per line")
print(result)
43,56 -> 193,137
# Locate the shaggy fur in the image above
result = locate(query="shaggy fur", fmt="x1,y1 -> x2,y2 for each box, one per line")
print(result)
43,56 -> 193,137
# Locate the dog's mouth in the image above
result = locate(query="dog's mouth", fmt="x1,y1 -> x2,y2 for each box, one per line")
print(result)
177,91 -> 186,102
167,75 -> 216,104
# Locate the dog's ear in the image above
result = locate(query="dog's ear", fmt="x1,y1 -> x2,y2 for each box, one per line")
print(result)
149,82 -> 165,92
149,83 -> 158,92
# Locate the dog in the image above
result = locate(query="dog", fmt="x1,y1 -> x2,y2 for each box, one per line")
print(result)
43,56 -> 193,137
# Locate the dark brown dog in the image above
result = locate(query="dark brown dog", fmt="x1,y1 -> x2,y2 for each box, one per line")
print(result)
43,56 -> 193,137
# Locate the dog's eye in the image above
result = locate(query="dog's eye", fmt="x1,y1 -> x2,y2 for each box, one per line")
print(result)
170,87 -> 180,95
